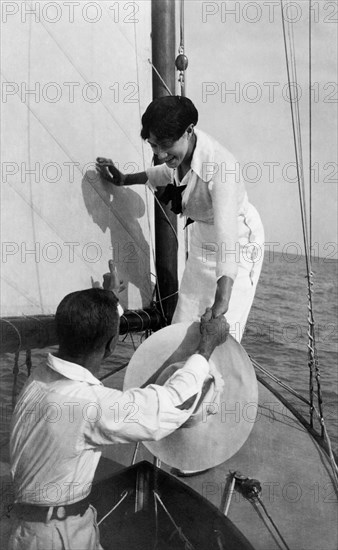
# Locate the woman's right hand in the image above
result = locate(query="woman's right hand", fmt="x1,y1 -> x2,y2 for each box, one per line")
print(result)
197,308 -> 229,361
96,157 -> 125,186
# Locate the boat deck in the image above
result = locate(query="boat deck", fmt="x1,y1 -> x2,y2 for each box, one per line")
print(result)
99,368 -> 338,550
0,366 -> 337,549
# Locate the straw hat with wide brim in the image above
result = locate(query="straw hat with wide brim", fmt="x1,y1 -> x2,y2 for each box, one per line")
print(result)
124,322 -> 258,472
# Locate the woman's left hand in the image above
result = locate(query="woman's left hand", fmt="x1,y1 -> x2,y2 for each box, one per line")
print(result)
211,275 -> 234,318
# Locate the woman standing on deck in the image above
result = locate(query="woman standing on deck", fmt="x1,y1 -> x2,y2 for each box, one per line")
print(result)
96,96 -> 264,341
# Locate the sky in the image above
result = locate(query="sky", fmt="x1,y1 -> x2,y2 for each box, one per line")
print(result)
184,0 -> 338,259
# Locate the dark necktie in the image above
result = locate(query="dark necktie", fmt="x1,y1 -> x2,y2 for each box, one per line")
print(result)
159,184 -> 194,227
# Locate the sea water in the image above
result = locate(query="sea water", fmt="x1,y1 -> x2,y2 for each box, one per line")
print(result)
243,251 -> 338,452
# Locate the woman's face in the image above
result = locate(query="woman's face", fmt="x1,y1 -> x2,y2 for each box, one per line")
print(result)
147,130 -> 192,169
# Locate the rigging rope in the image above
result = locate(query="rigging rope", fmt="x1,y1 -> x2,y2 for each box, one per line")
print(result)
255,498 -> 291,550
252,356 -> 338,484
309,1 -> 313,254
97,490 -> 129,526
288,15 -> 309,250
12,351 -> 20,408
176,0 -> 188,97
147,59 -> 173,96
280,0 -> 324,433
25,350 -> 32,377
179,0 -> 185,54
280,2 -> 309,262
153,491 -> 196,550
176,0 -> 190,260
251,357 -> 312,406
304,3 -> 324,438
306,3 -> 317,429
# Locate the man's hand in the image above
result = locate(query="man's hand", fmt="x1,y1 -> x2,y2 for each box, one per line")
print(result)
197,308 -> 230,361
96,157 -> 125,186
102,260 -> 125,294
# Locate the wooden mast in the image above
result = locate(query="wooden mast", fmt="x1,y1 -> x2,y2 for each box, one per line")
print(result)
151,0 -> 178,324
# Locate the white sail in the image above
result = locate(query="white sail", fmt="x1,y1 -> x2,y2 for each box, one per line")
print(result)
1,0 -> 155,316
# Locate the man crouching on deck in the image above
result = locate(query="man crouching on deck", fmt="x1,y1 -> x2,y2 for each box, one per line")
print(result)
9,263 -> 229,550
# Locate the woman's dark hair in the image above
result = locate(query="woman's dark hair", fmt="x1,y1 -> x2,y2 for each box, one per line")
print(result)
141,96 -> 198,142
55,288 -> 119,357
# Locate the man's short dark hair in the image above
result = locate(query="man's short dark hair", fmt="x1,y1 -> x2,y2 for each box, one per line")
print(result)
141,96 -> 198,143
55,289 -> 119,356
